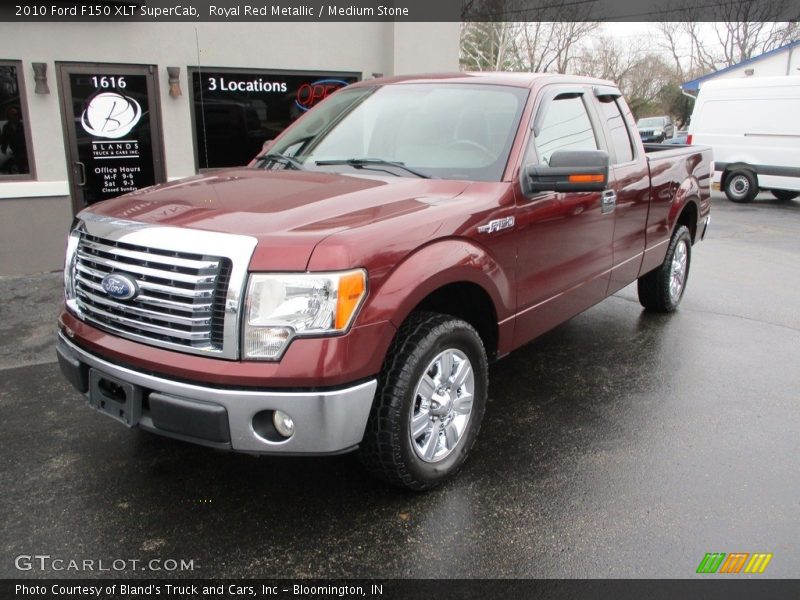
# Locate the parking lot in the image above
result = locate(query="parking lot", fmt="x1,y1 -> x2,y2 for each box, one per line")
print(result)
1,191 -> 798,579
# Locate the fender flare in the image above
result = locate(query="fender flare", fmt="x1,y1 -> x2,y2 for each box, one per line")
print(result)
719,161 -> 759,188
667,175 -> 702,240
359,238 -> 513,330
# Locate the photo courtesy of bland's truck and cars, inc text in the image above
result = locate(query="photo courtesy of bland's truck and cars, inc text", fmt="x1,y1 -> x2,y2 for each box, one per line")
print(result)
0,1 -> 799,598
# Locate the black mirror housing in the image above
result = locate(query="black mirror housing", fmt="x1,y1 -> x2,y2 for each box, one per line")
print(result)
524,149 -> 610,194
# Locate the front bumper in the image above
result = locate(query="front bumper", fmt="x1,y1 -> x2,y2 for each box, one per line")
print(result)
57,333 -> 377,455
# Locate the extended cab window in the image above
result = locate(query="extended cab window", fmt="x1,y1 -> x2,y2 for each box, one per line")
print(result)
532,95 -> 598,165
266,83 -> 529,182
598,97 -> 635,163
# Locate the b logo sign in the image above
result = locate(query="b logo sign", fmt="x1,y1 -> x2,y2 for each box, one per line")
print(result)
81,92 -> 142,139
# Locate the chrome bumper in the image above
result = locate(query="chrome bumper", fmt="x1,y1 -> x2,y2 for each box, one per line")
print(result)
57,333 -> 377,455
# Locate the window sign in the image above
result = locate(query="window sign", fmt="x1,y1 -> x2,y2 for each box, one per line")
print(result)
0,63 -> 33,176
65,69 -> 160,204
192,69 -> 359,169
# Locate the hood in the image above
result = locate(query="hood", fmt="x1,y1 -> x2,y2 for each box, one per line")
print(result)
82,168 -> 470,270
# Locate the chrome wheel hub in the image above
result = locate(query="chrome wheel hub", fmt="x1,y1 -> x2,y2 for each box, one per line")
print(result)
409,348 -> 474,463
669,240 -> 688,302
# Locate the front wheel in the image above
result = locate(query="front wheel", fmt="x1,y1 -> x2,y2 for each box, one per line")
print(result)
358,312 -> 488,490
637,225 -> 692,312
724,170 -> 758,203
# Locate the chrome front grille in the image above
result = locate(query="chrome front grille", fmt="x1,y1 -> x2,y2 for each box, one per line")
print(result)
73,232 -> 231,352
66,213 -> 257,359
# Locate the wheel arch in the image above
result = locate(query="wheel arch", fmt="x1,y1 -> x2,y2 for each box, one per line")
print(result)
675,199 -> 699,244
667,173 -> 702,244
360,239 -> 513,361
720,162 -> 758,189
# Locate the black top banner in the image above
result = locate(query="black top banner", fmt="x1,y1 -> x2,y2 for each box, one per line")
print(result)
4,0 -> 800,22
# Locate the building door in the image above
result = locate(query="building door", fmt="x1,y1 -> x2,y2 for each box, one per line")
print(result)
57,63 -> 165,212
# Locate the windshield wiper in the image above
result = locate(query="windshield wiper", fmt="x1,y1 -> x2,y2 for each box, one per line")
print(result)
256,153 -> 305,171
315,158 -> 431,179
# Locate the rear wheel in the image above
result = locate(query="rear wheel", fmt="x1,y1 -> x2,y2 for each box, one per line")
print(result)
358,312 -> 488,490
724,170 -> 758,203
637,225 -> 692,312
772,190 -> 799,202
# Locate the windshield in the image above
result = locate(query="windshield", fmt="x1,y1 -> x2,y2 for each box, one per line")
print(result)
638,117 -> 666,127
264,83 -> 529,181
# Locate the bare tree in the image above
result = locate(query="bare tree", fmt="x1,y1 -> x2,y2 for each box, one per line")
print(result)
621,54 -> 677,116
656,22 -> 689,78
460,0 -> 599,73
510,0 -> 599,74
574,34 -> 643,82
658,0 -> 800,72
460,21 -> 519,71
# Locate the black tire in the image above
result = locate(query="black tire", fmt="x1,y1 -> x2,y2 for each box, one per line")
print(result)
771,190 -> 799,202
358,312 -> 488,490
637,225 -> 692,313
724,169 -> 758,203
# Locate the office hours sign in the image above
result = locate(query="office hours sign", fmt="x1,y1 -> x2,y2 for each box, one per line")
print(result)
61,66 -> 163,207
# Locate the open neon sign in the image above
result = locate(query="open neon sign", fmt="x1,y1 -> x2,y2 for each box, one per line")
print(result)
295,79 -> 350,112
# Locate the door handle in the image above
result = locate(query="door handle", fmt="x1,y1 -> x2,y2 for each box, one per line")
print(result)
75,161 -> 87,186
600,189 -> 616,214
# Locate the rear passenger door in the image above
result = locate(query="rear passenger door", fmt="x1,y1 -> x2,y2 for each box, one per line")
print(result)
593,92 -> 651,294
513,86 -> 615,345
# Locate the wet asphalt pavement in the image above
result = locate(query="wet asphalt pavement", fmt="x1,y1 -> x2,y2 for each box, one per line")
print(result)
1,192 -> 798,579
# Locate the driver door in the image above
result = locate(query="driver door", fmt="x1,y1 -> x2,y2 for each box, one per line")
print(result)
513,87 -> 616,345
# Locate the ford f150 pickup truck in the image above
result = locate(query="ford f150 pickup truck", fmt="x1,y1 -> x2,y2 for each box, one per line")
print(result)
58,73 -> 712,490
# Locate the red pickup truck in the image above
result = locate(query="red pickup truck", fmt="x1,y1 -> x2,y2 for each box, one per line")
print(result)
58,73 -> 712,489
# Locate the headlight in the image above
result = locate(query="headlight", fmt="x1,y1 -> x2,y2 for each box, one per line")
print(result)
64,221 -> 82,305
242,269 -> 367,360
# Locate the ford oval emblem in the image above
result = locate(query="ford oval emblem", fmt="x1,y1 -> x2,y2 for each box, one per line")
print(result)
101,273 -> 138,300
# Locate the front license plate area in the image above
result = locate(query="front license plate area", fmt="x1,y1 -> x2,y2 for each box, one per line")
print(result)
88,369 -> 142,427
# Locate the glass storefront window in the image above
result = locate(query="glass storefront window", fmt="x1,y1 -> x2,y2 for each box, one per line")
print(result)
190,68 -> 358,170
0,61 -> 33,177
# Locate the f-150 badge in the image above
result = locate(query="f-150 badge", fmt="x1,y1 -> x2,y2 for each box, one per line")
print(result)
478,216 -> 515,234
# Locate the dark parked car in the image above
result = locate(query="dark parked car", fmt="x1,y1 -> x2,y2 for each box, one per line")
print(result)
637,116 -> 675,143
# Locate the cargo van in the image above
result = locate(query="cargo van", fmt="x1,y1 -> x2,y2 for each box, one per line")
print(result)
688,76 -> 800,202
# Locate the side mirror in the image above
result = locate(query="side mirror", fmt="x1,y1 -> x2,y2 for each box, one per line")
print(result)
524,150 -> 610,194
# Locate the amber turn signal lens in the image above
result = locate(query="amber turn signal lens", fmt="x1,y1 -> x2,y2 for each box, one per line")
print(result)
336,270 -> 366,329
568,174 -> 605,183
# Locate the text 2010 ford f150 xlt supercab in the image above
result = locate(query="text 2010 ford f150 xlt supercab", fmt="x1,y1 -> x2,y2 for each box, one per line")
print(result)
58,73 -> 712,489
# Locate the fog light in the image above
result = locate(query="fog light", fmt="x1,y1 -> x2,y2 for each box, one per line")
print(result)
273,410 -> 294,438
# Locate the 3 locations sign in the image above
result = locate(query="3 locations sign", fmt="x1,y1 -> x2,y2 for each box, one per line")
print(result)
192,69 -> 358,168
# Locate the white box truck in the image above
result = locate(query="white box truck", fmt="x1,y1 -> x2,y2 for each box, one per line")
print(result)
688,76 -> 800,203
